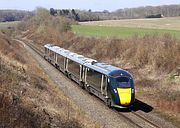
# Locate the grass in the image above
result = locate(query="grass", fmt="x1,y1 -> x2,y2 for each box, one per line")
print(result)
79,17 -> 180,30
72,25 -> 180,39
0,21 -> 20,30
0,31 -> 98,128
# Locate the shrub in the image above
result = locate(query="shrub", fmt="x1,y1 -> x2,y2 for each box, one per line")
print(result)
18,7 -> 72,34
53,33 -> 180,74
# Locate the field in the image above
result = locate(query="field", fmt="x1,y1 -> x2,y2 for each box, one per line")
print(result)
72,17 -> 180,39
0,21 -> 19,30
72,25 -> 180,39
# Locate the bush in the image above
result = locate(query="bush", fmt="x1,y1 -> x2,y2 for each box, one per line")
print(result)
19,7 -> 72,33
52,33 -> 180,74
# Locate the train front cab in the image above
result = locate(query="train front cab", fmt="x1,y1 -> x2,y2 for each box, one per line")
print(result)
108,73 -> 135,108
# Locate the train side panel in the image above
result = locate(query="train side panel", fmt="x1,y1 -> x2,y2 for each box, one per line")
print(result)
84,67 -> 110,102
66,58 -> 82,84
57,54 -> 66,72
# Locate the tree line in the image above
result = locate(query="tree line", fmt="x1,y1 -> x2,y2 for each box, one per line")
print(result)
0,4 -> 179,23
49,4 -> 180,21
113,4 -> 180,19
0,10 -> 34,22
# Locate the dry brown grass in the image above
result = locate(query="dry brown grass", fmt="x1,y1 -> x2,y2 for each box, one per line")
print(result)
0,31 -> 98,128
22,27 -> 180,126
47,32 -> 179,74
16,12 -> 180,126
23,26 -> 180,75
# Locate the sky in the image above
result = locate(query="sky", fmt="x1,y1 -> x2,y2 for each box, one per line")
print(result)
0,0 -> 179,11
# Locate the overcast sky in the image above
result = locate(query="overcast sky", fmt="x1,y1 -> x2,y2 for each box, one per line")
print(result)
0,0 -> 179,11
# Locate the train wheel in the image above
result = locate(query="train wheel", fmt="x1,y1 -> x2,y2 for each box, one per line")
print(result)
68,73 -> 72,79
105,99 -> 112,108
64,71 -> 68,77
80,82 -> 85,89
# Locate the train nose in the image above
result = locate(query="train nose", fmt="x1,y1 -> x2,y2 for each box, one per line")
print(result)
117,88 -> 132,106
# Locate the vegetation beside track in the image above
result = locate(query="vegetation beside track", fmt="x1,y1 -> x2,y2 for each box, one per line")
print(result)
0,22 -> 98,128
9,8 -> 180,127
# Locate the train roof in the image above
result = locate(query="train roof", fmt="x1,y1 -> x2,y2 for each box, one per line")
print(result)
84,62 -> 131,77
44,44 -> 97,65
44,44 -> 132,77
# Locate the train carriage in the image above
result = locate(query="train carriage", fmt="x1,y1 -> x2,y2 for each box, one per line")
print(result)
44,44 -> 135,108
65,53 -> 84,84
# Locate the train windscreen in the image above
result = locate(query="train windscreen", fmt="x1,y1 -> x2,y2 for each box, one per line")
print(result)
116,77 -> 131,88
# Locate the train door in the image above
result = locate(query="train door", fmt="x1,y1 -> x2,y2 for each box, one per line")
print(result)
65,58 -> 68,72
101,75 -> 108,96
44,47 -> 47,57
80,65 -> 83,82
54,52 -> 57,64
47,49 -> 50,60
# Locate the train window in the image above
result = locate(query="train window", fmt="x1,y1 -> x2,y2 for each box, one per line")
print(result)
57,54 -> 64,68
45,48 -> 47,54
102,75 -> 108,95
47,49 -> 49,56
49,50 -> 54,58
86,69 -> 102,89
117,77 -> 129,82
116,77 -> 131,88
68,59 -> 80,76
49,50 -> 51,57
102,75 -> 107,90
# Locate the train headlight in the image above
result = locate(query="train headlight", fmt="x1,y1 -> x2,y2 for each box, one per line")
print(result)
114,89 -> 117,93
132,89 -> 134,94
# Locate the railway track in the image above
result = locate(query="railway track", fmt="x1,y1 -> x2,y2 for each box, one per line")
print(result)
19,39 -> 162,128
131,111 -> 161,128
117,110 -> 161,128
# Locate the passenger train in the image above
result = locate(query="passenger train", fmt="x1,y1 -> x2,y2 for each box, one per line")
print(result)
44,44 -> 135,108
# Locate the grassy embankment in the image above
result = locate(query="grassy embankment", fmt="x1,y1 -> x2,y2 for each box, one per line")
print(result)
72,17 -> 180,39
0,22 -> 98,127
0,21 -> 20,30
